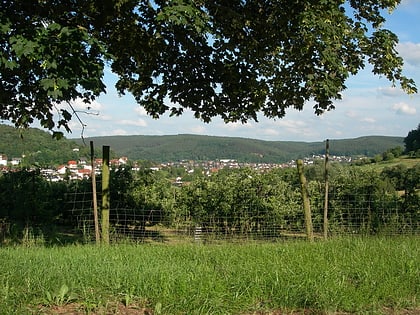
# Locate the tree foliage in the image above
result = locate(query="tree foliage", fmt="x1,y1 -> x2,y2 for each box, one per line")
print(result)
0,124 -> 93,167
0,0 -> 416,135
404,124 -> 420,155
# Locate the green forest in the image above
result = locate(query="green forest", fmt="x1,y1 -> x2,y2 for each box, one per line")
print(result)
0,124 -> 90,165
0,124 -> 405,164
76,134 -> 406,163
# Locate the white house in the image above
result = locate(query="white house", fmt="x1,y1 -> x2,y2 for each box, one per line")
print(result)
67,160 -> 78,169
11,157 -> 21,166
56,165 -> 67,175
0,154 -> 7,166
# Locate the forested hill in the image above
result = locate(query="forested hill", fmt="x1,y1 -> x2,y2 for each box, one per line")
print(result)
0,124 -> 404,164
0,124 -> 89,165
76,134 -> 404,163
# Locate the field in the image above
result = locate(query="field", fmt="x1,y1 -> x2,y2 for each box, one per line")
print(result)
365,157 -> 420,170
0,237 -> 419,314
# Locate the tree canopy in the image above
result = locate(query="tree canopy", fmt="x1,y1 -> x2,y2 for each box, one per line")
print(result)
404,123 -> 420,154
0,0 -> 417,136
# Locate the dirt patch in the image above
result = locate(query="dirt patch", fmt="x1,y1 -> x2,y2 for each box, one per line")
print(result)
34,302 -> 153,315
245,309 -> 420,315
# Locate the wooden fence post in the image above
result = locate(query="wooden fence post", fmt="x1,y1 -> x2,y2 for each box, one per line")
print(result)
101,145 -> 110,245
90,141 -> 100,245
296,159 -> 314,242
323,139 -> 329,240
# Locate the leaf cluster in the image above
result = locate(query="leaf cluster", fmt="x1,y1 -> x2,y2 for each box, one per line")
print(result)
0,1 -> 106,135
404,123 -> 420,155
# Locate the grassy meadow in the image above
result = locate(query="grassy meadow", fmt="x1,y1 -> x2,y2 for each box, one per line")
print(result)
0,237 -> 419,314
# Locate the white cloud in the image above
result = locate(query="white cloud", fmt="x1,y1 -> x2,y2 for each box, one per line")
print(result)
118,119 -> 148,127
400,0 -> 417,7
189,125 -> 207,134
110,129 -> 129,136
260,128 -> 280,137
221,121 -> 253,131
55,98 -> 102,113
377,86 -> 404,97
345,110 -> 359,119
134,106 -> 148,116
391,102 -> 417,115
71,98 -> 102,111
397,42 -> 420,66
97,114 -> 113,121
269,119 -> 321,139
276,119 -> 307,129
361,117 -> 376,123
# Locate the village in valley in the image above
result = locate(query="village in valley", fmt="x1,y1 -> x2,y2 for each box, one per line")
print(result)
0,146 -> 353,182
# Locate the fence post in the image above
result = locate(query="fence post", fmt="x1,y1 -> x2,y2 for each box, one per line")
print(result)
323,139 -> 329,240
101,145 -> 110,245
90,141 -> 100,245
296,159 -> 314,242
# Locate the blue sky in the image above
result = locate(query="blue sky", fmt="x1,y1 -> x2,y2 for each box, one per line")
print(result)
66,0 -> 420,142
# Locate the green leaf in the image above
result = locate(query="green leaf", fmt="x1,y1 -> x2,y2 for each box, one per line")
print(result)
52,131 -> 64,140
0,21 -> 11,34
39,78 -> 55,91
59,284 -> 69,299
60,109 -> 72,121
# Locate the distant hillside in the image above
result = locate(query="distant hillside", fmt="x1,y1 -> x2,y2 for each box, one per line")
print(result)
0,124 -> 89,165
75,134 -> 404,163
0,124 -> 405,164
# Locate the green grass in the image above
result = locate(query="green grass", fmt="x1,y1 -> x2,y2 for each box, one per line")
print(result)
363,156 -> 420,171
0,237 -> 419,314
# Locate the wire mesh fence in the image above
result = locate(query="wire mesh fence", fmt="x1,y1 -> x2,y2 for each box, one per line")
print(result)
64,183 -> 419,244
0,166 -> 418,245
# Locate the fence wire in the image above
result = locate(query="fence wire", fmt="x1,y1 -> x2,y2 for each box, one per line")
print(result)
64,186 -> 419,243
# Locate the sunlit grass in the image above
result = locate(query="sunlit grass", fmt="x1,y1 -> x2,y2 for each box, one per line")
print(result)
364,156 -> 420,171
0,236 -> 418,314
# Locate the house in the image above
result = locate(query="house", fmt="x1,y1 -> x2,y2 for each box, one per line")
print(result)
110,159 -> 120,166
77,168 -> 91,179
11,157 -> 21,166
78,157 -> 88,165
95,158 -> 103,166
0,154 -> 7,166
67,160 -> 78,169
83,165 -> 92,171
118,157 -> 128,165
56,165 -> 67,175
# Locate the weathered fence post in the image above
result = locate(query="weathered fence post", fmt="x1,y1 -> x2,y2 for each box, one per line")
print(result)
101,145 -> 110,245
90,141 -> 100,245
296,159 -> 314,242
323,139 -> 329,240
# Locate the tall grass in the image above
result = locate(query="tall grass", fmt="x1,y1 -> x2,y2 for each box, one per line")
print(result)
0,237 -> 418,314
